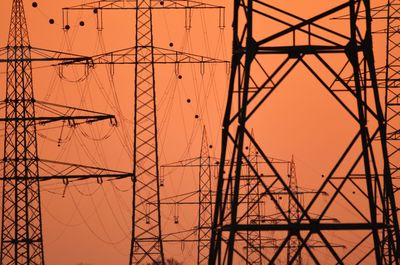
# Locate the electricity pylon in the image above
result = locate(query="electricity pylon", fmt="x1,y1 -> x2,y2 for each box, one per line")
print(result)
287,156 -> 302,265
209,0 -> 400,264
198,127 -> 213,265
155,127 -> 216,265
62,1 -> 226,264
382,2 -> 400,262
243,133 -> 262,265
0,1 -> 133,264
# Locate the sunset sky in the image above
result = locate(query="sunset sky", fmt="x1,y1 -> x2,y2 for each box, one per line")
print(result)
0,0 -> 394,264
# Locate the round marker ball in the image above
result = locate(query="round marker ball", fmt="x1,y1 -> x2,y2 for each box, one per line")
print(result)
186,99 -> 191,103
209,145 -> 213,149
160,1 -> 164,5
195,114 -> 199,119
49,19 -> 55,24
169,42 -> 173,47
79,21 -> 85,26
65,24 -> 70,30
93,8 -> 98,14
32,2 -> 38,8
178,75 -> 182,79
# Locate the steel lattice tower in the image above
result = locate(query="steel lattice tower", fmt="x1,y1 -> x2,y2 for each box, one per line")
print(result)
287,157 -> 301,265
1,1 -> 44,263
244,133 -> 262,265
209,0 -> 400,264
384,1 -> 400,256
0,1 -> 135,264
131,1 -> 165,263
62,1 -> 226,264
198,128 -> 213,265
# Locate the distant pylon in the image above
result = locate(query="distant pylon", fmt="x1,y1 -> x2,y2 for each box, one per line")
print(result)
287,156 -> 302,265
244,132 -> 263,265
198,127 -> 213,265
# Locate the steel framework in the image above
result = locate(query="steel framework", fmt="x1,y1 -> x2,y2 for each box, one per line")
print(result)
243,133 -> 263,265
62,1 -> 225,264
0,1 -> 133,264
198,128 -> 213,265
158,128 -> 217,264
287,157 -> 301,265
209,0 -> 400,264
383,3 -> 400,259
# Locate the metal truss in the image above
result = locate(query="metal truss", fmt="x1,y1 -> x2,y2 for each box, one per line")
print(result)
0,1 -> 132,264
62,1 -> 225,264
242,131 -> 263,265
62,0 -> 225,30
198,128 -> 213,265
209,0 -> 400,264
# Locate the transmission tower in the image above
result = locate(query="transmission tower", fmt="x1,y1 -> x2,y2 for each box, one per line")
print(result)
62,1 -> 226,264
287,156 -> 302,265
209,1 -> 400,264
198,127 -> 213,265
381,1 -> 400,262
0,1 -> 133,264
157,127 -> 216,264
243,132 -> 263,265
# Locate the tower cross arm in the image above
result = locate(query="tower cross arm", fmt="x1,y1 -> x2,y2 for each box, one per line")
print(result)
62,46 -> 228,66
0,159 -> 133,182
63,0 -> 224,11
0,100 -> 117,126
0,46 -> 91,63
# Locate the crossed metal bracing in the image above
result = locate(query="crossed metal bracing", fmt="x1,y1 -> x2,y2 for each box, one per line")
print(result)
131,1 -> 165,264
62,1 -> 225,264
0,1 -> 134,264
1,1 -> 45,263
198,128 -> 213,265
209,0 -> 400,264
287,157 -> 302,265
384,0 -> 400,243
242,132 -> 263,265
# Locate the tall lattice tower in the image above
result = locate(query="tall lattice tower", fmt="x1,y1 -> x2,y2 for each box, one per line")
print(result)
244,133 -> 262,265
0,1 -> 133,263
131,1 -> 164,263
209,0 -> 400,264
287,156 -> 301,265
1,0 -> 44,263
62,1 -> 225,264
198,128 -> 213,265
378,1 -> 400,262
384,0 -> 400,250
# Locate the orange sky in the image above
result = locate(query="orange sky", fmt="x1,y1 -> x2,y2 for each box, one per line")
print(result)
0,1 -> 393,264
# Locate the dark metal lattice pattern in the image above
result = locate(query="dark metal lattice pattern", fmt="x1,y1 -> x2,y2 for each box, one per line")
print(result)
130,0 -> 164,264
287,157 -> 301,265
209,0 -> 400,264
244,136 -> 263,265
197,128 -> 213,265
384,2 -> 400,263
1,0 -> 44,264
